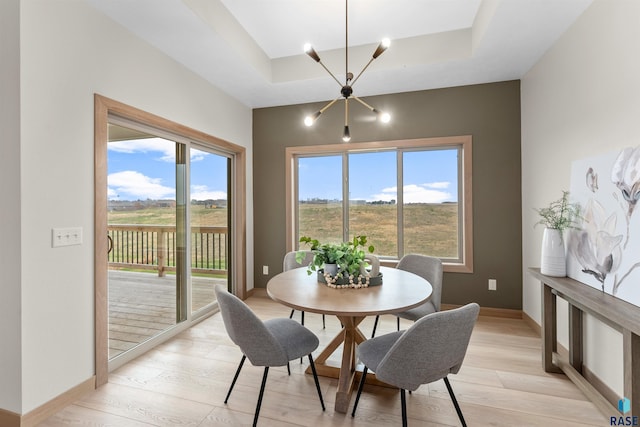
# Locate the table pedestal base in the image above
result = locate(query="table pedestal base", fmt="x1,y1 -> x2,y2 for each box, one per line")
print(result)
303,315 -> 393,413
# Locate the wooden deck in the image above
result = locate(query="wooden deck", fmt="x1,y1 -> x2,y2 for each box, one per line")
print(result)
108,270 -> 224,359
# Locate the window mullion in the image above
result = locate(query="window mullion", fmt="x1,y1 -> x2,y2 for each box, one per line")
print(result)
397,151 -> 404,258
343,152 -> 349,241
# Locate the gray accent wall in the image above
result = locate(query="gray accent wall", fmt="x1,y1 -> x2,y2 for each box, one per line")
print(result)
253,80 -> 522,309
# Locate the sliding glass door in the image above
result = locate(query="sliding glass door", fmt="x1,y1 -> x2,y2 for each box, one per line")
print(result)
106,124 -> 230,362
189,146 -> 230,313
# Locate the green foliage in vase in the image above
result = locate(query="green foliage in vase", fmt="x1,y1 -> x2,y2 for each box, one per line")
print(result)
297,235 -> 375,278
534,191 -> 581,232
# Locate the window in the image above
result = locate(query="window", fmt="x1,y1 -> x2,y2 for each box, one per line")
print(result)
286,136 -> 473,273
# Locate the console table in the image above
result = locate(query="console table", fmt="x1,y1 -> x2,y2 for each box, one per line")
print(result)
529,268 -> 640,416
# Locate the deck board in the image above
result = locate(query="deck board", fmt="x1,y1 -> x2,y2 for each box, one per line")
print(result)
108,270 -> 223,359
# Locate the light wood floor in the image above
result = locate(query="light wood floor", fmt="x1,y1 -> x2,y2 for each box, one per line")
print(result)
40,294 -> 609,426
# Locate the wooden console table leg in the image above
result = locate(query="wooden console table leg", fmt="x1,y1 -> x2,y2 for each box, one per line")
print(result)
569,303 -> 583,372
542,282 -> 562,373
623,329 -> 640,416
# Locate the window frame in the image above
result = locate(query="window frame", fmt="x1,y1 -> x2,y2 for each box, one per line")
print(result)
285,136 -> 473,273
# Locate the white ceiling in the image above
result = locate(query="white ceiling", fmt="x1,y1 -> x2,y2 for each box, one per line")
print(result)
87,0 -> 593,108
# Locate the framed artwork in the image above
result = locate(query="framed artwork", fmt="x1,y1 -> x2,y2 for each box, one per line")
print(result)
567,145 -> 640,306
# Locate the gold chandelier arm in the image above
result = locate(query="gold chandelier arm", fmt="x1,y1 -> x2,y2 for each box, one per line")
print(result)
352,39 -> 389,86
353,96 -> 390,123
351,57 -> 375,87
319,96 -> 341,114
352,95 -> 374,111
318,61 -> 344,87
344,98 -> 349,126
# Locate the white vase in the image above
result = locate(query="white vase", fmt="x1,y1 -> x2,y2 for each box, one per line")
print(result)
541,228 -> 566,277
324,263 -> 338,276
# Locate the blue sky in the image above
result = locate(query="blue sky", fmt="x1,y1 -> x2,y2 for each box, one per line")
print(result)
298,149 -> 458,203
108,137 -> 458,204
107,137 -> 228,201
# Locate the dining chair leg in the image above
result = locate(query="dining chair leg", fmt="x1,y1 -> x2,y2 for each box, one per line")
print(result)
351,366 -> 368,417
397,316 -> 400,331
298,311 -> 305,364
224,355 -> 246,404
400,389 -> 408,427
253,367 -> 269,427
444,377 -> 467,427
322,314 -> 326,329
371,315 -> 380,338
289,309 -> 295,319
307,354 -> 326,411
287,362 -> 290,375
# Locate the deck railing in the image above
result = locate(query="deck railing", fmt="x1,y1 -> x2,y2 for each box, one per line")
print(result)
107,224 -> 227,276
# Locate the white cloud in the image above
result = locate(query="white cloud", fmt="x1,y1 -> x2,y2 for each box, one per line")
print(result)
108,138 -> 175,162
369,182 -> 453,203
424,181 -> 450,189
108,170 -> 175,200
108,138 -> 210,163
191,184 -> 226,201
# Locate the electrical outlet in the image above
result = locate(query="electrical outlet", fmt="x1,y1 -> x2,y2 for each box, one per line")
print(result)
52,227 -> 83,248
488,279 -> 497,291
263,265 -> 269,275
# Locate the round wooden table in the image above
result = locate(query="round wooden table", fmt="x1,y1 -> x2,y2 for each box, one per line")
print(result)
267,266 -> 432,413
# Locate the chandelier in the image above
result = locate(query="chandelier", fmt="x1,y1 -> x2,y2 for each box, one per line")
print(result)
303,0 -> 391,142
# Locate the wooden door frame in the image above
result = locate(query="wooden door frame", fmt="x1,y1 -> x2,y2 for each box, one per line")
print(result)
94,94 -> 247,387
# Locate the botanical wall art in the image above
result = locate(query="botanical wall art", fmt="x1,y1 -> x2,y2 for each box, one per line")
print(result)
567,145 -> 640,306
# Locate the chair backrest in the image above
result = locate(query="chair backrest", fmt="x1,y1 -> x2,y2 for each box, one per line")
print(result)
397,254 -> 443,311
214,284 -> 288,366
283,250 -> 315,271
375,303 -> 480,391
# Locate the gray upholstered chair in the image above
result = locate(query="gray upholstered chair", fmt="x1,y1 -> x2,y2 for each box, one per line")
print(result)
352,303 -> 479,427
371,254 -> 443,337
214,285 -> 325,427
283,250 -> 326,329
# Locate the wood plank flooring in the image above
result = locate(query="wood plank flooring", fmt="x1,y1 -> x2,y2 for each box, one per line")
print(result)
40,294 -> 610,426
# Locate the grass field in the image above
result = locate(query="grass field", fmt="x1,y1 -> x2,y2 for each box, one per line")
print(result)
108,205 -> 229,226
299,203 -> 458,258
108,202 -> 458,258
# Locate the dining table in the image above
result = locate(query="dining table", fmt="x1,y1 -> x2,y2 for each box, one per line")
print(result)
266,265 -> 433,413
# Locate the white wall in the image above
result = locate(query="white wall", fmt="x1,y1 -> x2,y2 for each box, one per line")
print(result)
0,0 -> 23,414
522,0 -> 640,397
13,0 -> 253,414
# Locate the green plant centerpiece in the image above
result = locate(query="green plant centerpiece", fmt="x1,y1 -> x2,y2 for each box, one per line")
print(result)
297,235 -> 381,288
534,190 -> 581,234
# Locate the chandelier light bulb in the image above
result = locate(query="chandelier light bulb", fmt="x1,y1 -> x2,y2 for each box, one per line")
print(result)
380,112 -> 391,123
303,43 -> 321,62
372,38 -> 391,59
342,126 -> 351,142
304,111 -> 321,127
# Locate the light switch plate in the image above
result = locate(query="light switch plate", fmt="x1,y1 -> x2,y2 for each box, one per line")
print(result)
52,227 -> 83,247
